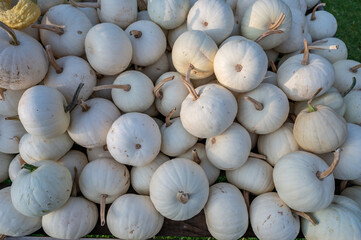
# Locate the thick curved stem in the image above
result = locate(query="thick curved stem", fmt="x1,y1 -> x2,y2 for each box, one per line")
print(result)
129,30 -> 142,38
0,234 -> 5,240
100,194 -> 108,226
176,191 -> 189,204
243,190 -> 250,211
294,211 -> 317,226
249,152 -> 267,160
46,45 -> 63,74
71,167 -> 78,197
0,88 -> 6,101
21,163 -> 38,172
350,64 -> 361,73
255,13 -> 285,42
244,96 -> 264,111
165,107 -> 176,127
153,76 -> 175,99
311,3 -> 326,21
18,155 -> 26,168
181,64 -> 199,101
32,24 -> 64,35
270,61 -> 277,73
79,99 -> 90,112
192,149 -> 201,164
69,0 -> 100,8
93,84 -> 131,92
269,13 -> 286,30
5,115 -> 20,121
0,21 -> 19,45
308,45 -> 339,51
317,148 -> 341,180
339,180 -> 348,193
64,83 -> 84,113
255,30 -> 283,43
343,77 -> 356,97
302,39 -> 310,65
307,88 -> 322,113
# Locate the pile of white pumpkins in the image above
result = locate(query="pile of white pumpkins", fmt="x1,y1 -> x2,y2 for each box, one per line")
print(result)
1,0 -> 361,239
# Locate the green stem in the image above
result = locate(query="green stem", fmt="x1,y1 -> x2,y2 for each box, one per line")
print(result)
343,77 -> 356,97
64,83 -> 84,113
21,163 -> 38,172
0,21 -> 20,46
307,88 -> 322,112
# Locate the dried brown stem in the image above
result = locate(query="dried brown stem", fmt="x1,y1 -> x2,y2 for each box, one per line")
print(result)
18,155 -> 26,168
339,180 -> 348,193
0,234 -> 5,240
249,152 -> 267,160
181,64 -> 199,101
302,39 -> 310,65
269,13 -> 286,30
32,24 -> 64,35
311,3 -> 326,21
255,13 -> 285,42
5,115 -> 20,121
244,96 -> 264,111
100,194 -> 108,226
270,61 -> 277,73
0,21 -> 19,45
71,167 -> 78,197
308,45 -> 339,51
153,76 -> 175,99
93,84 -> 131,92
350,64 -> 361,73
46,45 -> 63,74
0,88 -> 6,101
129,30 -> 142,38
79,99 -> 90,112
243,190 -> 250,211
294,211 -> 317,226
165,107 -> 176,127
255,30 -> 283,42
317,148 -> 341,180
69,0 -> 100,8
176,191 -> 189,204
192,149 -> 201,164
12,136 -> 20,143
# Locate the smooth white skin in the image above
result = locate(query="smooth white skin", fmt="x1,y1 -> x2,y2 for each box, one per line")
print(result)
333,60 -> 361,94
150,158 -> 209,221
148,0 -> 190,29
241,0 -> 292,50
178,143 -> 220,185
107,194 -> 164,240
187,0 -> 234,44
273,151 -> 335,212
258,122 -> 299,166
310,38 -> 348,64
8,154 -> 21,181
205,122 -> 251,170
181,83 -> 238,138
204,183 -> 248,240
0,30 -> 48,90
139,53 -> 170,83
18,85 -> 70,138
91,75 -> 117,101
306,10 -> 337,41
167,22 -> 187,49
125,20 -> 166,66
265,49 -> 280,66
142,103 -> 159,117
299,0 -> 307,13
301,195 -> 361,240
160,118 -> 198,157
172,30 -> 218,79
0,152 -> 13,182
11,160 -> 73,217
56,150 -> 88,181
277,53 -> 335,101
79,158 -> 130,204
250,192 -> 300,240
131,153 -> 170,195
107,113 -> 161,166
341,186 -> 361,209
37,0 -> 64,14
153,117 -> 164,129
263,71 -> 278,86
19,24 -> 40,41
235,0 -> 257,22
111,71 -> 155,113
68,98 -> 121,148
86,146 -> 112,162
226,157 -> 275,195
319,124 -> 361,180
19,132 -> 73,164
230,18 -> 241,37
97,0 -> 137,29
281,0 -> 302,11
155,72 -> 189,118
78,7 -> 100,26
0,89 -> 25,117
0,116 -> 26,154
40,5 -> 93,57
44,56 -> 96,103
294,105 -> 347,154
42,197 -> 98,240
214,38 -> 267,92
344,90 -> 361,124
85,23 -> 133,75
0,187 -> 42,237
305,0 -> 318,9
237,83 -> 289,134
137,10 -> 151,21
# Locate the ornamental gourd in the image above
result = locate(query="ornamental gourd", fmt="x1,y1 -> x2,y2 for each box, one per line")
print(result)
0,115 -> 26,154
333,60 -> 361,94
0,89 -> 25,117
138,53 -> 170,83
57,150 -> 88,183
310,38 -> 348,64
86,145 -> 112,162
306,3 -> 337,41
8,154 -> 21,181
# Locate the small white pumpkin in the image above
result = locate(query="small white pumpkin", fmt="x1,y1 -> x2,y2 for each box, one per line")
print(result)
204,183 -> 249,240
86,145 -> 112,162
344,89 -> 361,124
0,89 -> 25,117
310,38 -> 348,64
262,71 -> 278,86
167,22 -> 187,49
0,116 -> 26,154
8,154 -> 22,181
138,53 -> 170,83
333,59 -> 361,94
234,0 -> 257,23
76,7 -> 100,26
306,4 -> 337,41
57,150 -> 88,181
150,158 -> 209,221
341,186 -> 361,209
107,194 -> 164,239
0,152 -> 13,182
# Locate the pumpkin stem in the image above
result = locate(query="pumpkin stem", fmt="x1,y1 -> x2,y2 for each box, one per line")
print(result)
311,3 -> 326,21
78,99 -> 90,112
21,163 -> 38,172
270,61 -> 277,73
100,194 -> 108,226
235,64 -> 243,72
18,155 -> 26,168
293,211 -> 317,226
0,88 -> 6,101
255,13 -> 285,42
243,190 -> 250,211
244,96 -> 264,111
129,30 -> 142,38
349,64 -> 361,73
288,113 -> 297,123
302,39 -> 310,65
317,148 -> 341,180
176,191 -> 189,204
307,88 -> 323,112
249,152 -> 267,160
64,83 -> 84,113
70,167 -> 78,197
31,24 -> 64,35
93,84 -> 131,92
69,0 -> 100,8
339,180 -> 348,193
153,75 -> 175,99
269,13 -> 286,30
12,136 -> 20,143
181,64 -> 199,101
192,149 -> 201,164
0,21 -> 19,45
103,144 -> 108,151
138,0 -> 147,10
308,44 -> 339,51
343,77 -> 356,97
165,107 -> 176,127
0,234 -> 5,240
5,115 -> 20,121
255,30 -> 283,43
45,45 -> 63,74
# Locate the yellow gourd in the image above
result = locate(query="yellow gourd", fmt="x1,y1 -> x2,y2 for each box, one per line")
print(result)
0,0 -> 40,29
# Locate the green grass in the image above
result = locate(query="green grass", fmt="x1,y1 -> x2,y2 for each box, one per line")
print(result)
323,0 -> 361,62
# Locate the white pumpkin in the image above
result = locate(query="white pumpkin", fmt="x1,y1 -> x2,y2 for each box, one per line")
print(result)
262,71 -> 278,86
86,145 -> 112,162
333,59 -> 361,94
305,0 -> 318,9
234,0 -> 257,22
138,53 -> 170,83
187,0 -> 234,44
150,158 -> 209,221
310,38 -> 348,64
68,98 -> 121,148
11,160 -> 73,217
273,151 -> 336,212
0,25 -> 48,90
0,89 -> 25,117
167,22 -> 187,49
131,153 -> 170,195
8,154 -> 22,181
0,116 -> 26,154
107,113 -> 161,166
306,4 -> 337,41
213,37 -> 268,93
77,7 -> 100,26
142,102 -> 160,117
257,122 -> 299,166
250,192 -> 300,240
0,152 -> 13,182
19,132 -> 73,164
57,150 -> 88,181
125,20 -> 167,66
344,89 -> 361,124
204,183 -> 248,240
85,23 -> 132,75
237,83 -> 289,134
107,194 -> 164,239
226,157 -> 275,195
341,186 -> 361,209
205,122 -> 251,170
0,187 -> 42,237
